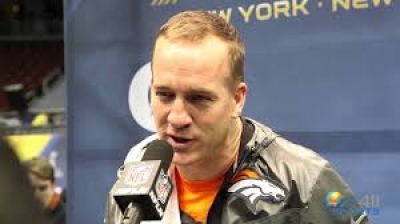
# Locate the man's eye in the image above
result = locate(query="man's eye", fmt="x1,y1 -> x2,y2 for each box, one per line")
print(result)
188,95 -> 212,103
156,92 -> 174,101
35,185 -> 49,192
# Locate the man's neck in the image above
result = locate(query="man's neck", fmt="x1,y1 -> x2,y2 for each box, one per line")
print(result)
177,118 -> 243,181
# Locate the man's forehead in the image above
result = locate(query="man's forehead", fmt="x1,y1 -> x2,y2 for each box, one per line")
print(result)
153,35 -> 229,62
152,72 -> 233,95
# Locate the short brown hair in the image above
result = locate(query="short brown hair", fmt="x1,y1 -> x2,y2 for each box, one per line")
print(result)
23,157 -> 55,182
152,10 -> 245,88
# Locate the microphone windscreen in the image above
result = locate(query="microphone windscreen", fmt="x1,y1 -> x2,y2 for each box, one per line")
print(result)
142,140 -> 174,170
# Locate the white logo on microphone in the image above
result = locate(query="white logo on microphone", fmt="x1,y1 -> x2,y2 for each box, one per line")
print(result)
129,62 -> 156,132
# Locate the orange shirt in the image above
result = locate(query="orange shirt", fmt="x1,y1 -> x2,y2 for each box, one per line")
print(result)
175,168 -> 226,223
48,192 -> 61,210
232,168 -> 258,183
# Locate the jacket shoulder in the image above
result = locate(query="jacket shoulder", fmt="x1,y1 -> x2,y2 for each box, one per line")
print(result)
250,119 -> 330,201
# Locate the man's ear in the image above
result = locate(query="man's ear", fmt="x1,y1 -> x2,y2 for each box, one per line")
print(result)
232,82 -> 247,118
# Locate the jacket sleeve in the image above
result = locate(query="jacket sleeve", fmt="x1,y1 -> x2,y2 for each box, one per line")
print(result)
104,167 -> 124,224
105,193 -> 122,224
303,164 -> 369,224
244,164 -> 371,224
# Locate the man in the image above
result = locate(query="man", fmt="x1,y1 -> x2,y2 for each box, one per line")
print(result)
106,11 -> 368,223
24,157 -> 66,224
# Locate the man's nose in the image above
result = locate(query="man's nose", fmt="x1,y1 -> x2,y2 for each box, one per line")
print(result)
167,99 -> 192,130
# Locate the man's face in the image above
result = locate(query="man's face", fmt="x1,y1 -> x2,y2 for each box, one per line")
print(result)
28,173 -> 54,208
151,36 -> 245,168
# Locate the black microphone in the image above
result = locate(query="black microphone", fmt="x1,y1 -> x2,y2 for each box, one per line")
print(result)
112,140 -> 174,224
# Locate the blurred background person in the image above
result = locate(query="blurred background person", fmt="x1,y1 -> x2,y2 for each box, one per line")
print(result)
24,157 -> 66,224
0,137 -> 50,224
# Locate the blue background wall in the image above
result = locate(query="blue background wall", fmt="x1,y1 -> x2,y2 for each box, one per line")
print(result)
66,0 -> 399,223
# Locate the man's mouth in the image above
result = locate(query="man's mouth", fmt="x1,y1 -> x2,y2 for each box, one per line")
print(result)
166,134 -> 195,149
171,136 -> 191,144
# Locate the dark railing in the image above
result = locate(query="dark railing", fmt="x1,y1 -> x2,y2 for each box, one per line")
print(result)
0,123 -> 66,135
0,107 -> 66,134
0,20 -> 63,41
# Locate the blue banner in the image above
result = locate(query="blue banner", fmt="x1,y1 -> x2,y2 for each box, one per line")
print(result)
67,0 -> 399,223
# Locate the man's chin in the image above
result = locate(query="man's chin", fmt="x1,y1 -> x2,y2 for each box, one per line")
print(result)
172,152 -> 195,167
